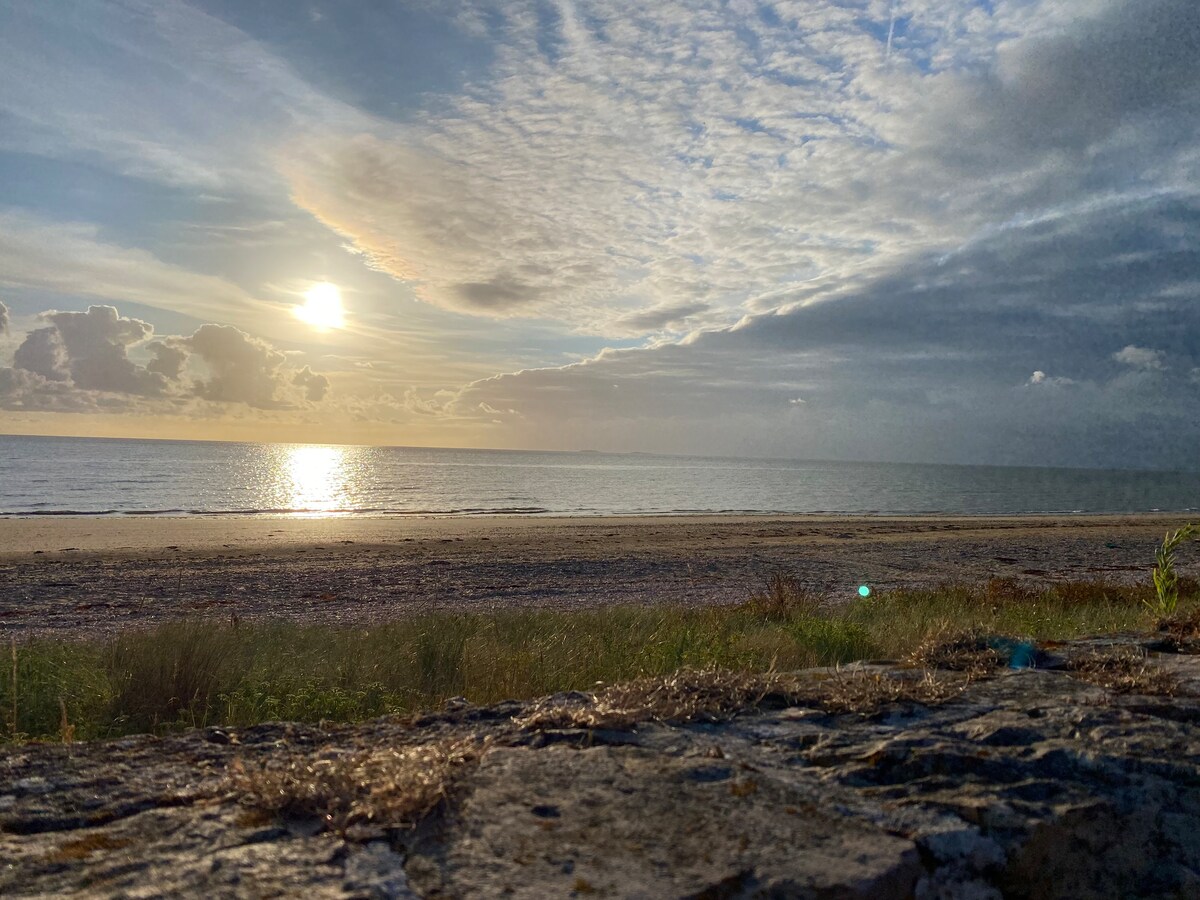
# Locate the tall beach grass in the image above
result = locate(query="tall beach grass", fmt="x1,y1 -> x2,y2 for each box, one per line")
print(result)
1,576 -> 1191,743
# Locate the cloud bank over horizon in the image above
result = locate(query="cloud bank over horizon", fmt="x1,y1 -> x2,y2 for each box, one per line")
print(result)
0,303 -> 332,415
0,0 -> 1197,467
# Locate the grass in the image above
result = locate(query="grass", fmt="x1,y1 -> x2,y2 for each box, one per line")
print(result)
1065,646 -> 1179,695
1150,524 -> 1199,616
907,628 -> 1003,676
514,665 -> 967,731
231,666 -> 968,835
228,736 -> 486,836
1156,607 -> 1200,651
0,576 -> 1194,743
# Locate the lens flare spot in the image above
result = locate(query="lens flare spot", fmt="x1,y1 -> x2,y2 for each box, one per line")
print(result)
858,584 -> 871,597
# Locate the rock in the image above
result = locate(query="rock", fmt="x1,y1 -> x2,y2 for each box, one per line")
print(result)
2,634 -> 1200,897
405,746 -> 922,899
344,842 -> 419,899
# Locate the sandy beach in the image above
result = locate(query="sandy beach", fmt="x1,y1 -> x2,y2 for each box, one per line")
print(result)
1,513 -> 1196,639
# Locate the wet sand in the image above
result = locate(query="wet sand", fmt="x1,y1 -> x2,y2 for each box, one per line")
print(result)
0,514 -> 1195,639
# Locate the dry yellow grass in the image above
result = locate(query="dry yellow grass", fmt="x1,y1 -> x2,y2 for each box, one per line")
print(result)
818,668 -> 968,713
514,668 -> 789,731
227,736 -> 487,834
742,572 -> 823,620
908,628 -> 1004,676
1156,607 -> 1200,652
515,665 -> 967,731
1065,647 -> 1178,695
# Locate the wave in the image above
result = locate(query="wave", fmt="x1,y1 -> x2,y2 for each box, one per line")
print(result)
0,505 -> 556,518
1,503 -> 1196,518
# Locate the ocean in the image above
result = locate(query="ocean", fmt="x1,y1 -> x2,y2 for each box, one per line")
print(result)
0,434 -> 1196,517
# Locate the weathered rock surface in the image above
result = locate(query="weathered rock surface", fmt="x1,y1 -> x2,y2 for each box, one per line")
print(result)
4,634 -> 1200,898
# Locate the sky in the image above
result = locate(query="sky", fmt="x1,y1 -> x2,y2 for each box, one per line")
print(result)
0,0 -> 1197,469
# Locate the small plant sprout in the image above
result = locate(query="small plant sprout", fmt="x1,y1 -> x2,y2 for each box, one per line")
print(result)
1148,524 -> 1198,617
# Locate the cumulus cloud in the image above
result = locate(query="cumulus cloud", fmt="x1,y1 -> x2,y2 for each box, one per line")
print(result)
145,341 -> 189,380
0,300 -> 8,335
184,324 -> 290,408
12,327 -> 68,382
1113,345 -> 1166,370
2,304 -> 180,408
0,365 -> 100,412
0,305 -> 331,413
44,306 -> 169,395
292,365 -> 331,402
1028,371 -> 1074,387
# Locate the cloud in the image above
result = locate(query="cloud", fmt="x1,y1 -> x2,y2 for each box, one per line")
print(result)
1028,371 -> 1075,387
0,211 -> 261,326
1113,345 -> 1166,370
0,305 -> 331,413
282,0 -> 1200,340
0,0 -> 366,193
292,365 -> 331,402
145,340 -> 189,379
184,324 -> 290,408
0,300 -> 8,335
12,327 -> 69,382
435,191 -> 1200,469
611,302 -> 712,335
1,1 -> 1197,466
907,0 -> 1200,173
279,1 -> 937,331
3,305 -> 175,407
44,306 -> 168,395
0,365 -> 105,413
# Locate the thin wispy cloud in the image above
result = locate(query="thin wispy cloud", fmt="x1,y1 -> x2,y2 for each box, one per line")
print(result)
287,1 -> 918,330
0,211 -> 259,325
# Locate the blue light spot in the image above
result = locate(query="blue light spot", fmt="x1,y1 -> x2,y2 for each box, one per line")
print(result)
858,585 -> 871,597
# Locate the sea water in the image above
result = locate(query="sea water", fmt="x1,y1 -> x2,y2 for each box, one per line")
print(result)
0,434 -> 1196,517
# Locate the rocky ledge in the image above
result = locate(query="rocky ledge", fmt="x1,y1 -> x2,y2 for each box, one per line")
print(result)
3,632 -> 1200,899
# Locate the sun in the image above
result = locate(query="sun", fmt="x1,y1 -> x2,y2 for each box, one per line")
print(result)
295,282 -> 345,330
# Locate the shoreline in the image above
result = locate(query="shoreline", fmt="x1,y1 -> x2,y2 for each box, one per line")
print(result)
1,513 -> 1195,640
0,510 -> 1191,556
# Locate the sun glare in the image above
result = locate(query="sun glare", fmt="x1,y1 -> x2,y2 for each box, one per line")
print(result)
295,282 -> 345,330
284,444 -> 349,515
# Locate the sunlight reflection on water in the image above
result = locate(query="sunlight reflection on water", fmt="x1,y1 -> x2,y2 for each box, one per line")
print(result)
281,444 -> 352,515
